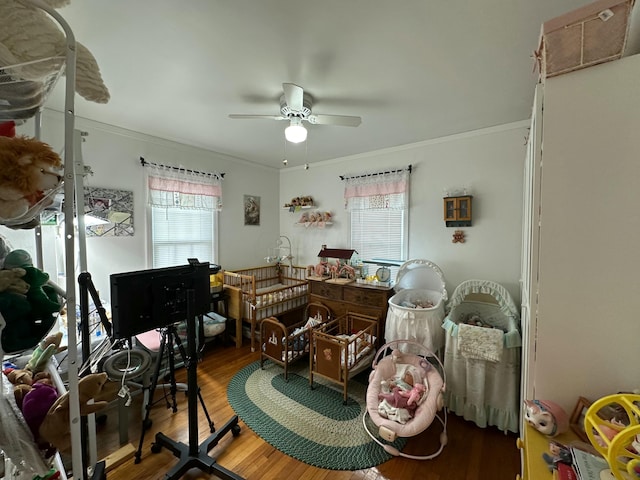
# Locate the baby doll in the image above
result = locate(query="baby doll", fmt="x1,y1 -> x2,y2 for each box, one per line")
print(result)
378,364 -> 429,421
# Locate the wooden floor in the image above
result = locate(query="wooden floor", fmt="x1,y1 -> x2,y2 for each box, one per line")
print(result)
85,341 -> 521,480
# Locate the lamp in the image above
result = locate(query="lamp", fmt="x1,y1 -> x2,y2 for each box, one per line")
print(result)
284,117 -> 307,143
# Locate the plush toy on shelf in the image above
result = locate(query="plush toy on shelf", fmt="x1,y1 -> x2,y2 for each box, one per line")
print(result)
38,372 -> 109,452
6,372 -> 110,455
523,399 -> 569,437
0,0 -> 110,104
0,135 -> 63,224
0,249 -> 62,353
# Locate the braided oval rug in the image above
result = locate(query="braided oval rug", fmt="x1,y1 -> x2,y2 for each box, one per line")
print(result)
227,360 -> 406,470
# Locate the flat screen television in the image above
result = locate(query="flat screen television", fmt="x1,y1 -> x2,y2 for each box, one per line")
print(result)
110,262 -> 210,339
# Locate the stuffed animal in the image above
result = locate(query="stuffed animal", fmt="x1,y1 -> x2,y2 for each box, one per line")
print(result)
38,372 -> 109,452
0,249 -> 61,353
523,399 -> 569,437
26,332 -> 66,373
0,136 -> 63,221
0,0 -> 110,104
4,249 -> 61,315
0,267 -> 29,294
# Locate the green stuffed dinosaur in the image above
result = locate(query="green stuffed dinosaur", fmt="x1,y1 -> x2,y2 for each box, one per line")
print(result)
3,249 -> 61,315
0,249 -> 61,353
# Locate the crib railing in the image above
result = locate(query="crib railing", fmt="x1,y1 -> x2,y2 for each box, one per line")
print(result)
223,265 -> 309,351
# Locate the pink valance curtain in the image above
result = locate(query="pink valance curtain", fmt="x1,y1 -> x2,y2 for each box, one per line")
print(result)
343,167 -> 410,211
146,164 -> 222,211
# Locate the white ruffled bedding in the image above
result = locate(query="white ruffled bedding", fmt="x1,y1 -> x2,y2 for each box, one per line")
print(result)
337,332 -> 376,368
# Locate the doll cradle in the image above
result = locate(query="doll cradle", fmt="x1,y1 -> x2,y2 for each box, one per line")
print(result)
309,311 -> 378,404
386,259 -> 448,353
260,302 -> 332,380
363,340 -> 447,460
441,279 -> 521,433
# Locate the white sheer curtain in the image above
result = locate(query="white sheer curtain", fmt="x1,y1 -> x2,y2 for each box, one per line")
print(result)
147,164 -> 222,211
344,168 -> 410,275
343,168 -> 410,211
145,163 -> 222,268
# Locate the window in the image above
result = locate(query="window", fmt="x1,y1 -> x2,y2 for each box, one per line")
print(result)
344,168 -> 410,280
151,206 -> 215,268
145,164 -> 222,269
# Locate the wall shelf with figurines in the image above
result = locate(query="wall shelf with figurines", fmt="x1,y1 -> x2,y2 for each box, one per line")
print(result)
295,210 -> 333,228
283,195 -> 314,211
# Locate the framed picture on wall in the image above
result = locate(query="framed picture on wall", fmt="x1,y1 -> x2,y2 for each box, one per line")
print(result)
244,194 -> 260,226
569,396 -> 592,443
84,187 -> 134,237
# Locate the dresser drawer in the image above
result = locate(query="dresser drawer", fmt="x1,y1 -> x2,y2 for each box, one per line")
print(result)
310,281 -> 343,300
343,286 -> 388,308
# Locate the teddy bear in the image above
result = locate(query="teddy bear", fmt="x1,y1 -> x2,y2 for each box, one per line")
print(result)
0,135 -> 63,222
0,249 -> 61,353
0,0 -> 110,104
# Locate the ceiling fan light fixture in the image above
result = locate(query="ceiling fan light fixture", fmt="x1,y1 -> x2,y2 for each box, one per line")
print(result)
285,118 -> 307,143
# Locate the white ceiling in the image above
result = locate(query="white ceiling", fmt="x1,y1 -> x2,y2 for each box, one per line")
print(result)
46,0 -> 606,169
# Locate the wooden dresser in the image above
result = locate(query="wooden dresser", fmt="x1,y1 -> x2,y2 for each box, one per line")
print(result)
308,279 -> 393,342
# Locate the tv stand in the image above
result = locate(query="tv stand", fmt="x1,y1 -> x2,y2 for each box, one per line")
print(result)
151,288 -> 243,480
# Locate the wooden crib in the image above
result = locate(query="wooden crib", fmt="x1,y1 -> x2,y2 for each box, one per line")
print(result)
309,312 -> 378,403
224,264 -> 309,351
260,302 -> 332,380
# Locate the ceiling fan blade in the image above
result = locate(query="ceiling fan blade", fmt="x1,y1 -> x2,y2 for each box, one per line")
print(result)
228,114 -> 287,121
307,114 -> 361,127
282,83 -> 304,111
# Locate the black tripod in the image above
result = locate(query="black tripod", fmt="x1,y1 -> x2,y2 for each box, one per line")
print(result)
134,322 -> 215,464
150,288 -> 243,480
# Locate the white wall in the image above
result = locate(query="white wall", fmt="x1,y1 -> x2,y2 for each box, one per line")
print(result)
4,114 -> 527,306
280,123 -> 528,302
531,54 -> 640,412
6,111 -> 281,302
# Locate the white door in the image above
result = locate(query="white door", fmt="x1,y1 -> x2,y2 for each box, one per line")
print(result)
520,83 -> 543,419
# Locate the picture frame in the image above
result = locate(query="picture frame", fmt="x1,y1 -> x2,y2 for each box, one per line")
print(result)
84,186 -> 134,237
244,194 -> 260,226
569,396 -> 592,442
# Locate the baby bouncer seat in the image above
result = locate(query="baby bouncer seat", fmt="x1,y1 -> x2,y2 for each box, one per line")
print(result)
442,279 -> 521,433
363,340 -> 448,460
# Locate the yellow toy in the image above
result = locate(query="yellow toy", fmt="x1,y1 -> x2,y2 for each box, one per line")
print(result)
584,393 -> 640,480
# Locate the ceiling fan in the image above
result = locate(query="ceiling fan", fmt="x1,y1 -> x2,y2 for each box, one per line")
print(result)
229,83 -> 361,143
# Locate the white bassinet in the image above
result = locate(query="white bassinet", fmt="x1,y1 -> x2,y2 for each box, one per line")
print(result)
442,279 -> 521,433
385,260 -> 448,353
364,340 -> 447,460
